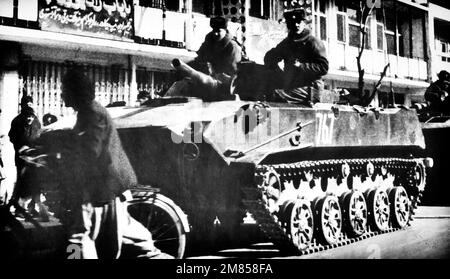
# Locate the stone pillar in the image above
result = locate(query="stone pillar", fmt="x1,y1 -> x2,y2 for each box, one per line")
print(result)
0,41 -> 21,203
0,70 -> 20,203
425,8 -> 434,83
129,55 -> 139,107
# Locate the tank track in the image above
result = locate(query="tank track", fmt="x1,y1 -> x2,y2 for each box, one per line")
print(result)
242,157 -> 425,256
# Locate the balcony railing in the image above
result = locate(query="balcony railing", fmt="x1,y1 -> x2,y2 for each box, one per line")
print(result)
327,42 -> 428,82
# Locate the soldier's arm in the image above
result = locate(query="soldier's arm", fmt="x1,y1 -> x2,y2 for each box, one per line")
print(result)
224,42 -> 242,75
8,118 -> 20,149
264,41 -> 285,69
188,34 -> 212,73
295,38 -> 329,77
194,33 -> 213,64
32,117 -> 42,143
425,84 -> 444,104
75,111 -> 107,164
8,119 -> 17,143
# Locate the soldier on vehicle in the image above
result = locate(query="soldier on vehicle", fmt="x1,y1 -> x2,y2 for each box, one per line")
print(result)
424,70 -> 450,113
264,9 -> 329,106
190,16 -> 242,82
166,16 -> 242,101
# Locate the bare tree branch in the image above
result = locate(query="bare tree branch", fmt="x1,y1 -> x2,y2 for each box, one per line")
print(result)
356,0 -> 377,103
363,63 -> 390,106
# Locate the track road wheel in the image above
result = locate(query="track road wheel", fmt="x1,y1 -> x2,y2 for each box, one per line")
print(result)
285,199 -> 314,250
315,196 -> 342,245
389,186 -> 410,228
127,195 -> 187,259
366,189 -> 390,231
341,191 -> 367,237
262,170 -> 282,214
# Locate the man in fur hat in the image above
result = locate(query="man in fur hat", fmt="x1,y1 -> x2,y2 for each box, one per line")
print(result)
191,16 -> 242,79
166,16 -> 242,101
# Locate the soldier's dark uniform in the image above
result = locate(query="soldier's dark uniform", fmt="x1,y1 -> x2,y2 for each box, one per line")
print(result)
191,17 -> 242,78
424,70 -> 450,112
264,9 -> 329,106
167,17 -> 242,101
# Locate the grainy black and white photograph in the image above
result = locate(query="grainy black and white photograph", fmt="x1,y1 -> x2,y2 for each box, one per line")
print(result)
0,0 -> 448,269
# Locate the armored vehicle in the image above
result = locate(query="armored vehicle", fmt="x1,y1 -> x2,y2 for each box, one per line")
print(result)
23,60 -> 433,259
416,108 -> 450,206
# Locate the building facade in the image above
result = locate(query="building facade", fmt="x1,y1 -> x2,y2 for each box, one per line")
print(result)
428,0 -> 450,79
0,0 -> 448,200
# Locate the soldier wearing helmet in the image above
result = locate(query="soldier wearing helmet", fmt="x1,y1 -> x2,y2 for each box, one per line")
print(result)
264,9 -> 329,106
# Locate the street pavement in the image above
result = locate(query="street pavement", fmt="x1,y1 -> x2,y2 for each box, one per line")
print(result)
2,206 -> 448,259
187,207 -> 450,259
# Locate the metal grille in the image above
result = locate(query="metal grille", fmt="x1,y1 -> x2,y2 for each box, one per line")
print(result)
18,60 -> 173,122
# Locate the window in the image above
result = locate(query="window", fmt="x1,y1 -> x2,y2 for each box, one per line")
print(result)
364,24 -> 371,49
250,0 -> 270,19
349,21 -> 371,49
349,24 -> 360,47
441,42 -> 448,53
139,0 -> 182,11
165,0 -> 181,12
320,16 -> 327,41
337,13 -> 346,42
337,2 -> 371,49
438,41 -> 450,64
192,0 -> 213,15
314,0 -> 327,41
410,9 -> 425,59
386,31 -> 396,55
377,23 -> 383,50
377,8 -> 399,55
347,6 -> 358,22
318,0 -> 326,13
335,0 -> 345,12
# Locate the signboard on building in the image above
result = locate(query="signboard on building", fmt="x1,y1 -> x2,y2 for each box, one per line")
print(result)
38,0 -> 133,41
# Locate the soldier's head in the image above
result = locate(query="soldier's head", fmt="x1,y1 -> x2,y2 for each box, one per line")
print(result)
20,95 -> 33,110
437,70 -> 450,82
62,68 -> 95,110
21,106 -> 35,126
137,90 -> 150,105
43,113 -> 58,126
210,17 -> 228,42
284,9 -> 307,35
437,70 -> 450,90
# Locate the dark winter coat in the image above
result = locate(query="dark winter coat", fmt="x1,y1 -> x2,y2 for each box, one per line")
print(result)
425,80 -> 450,111
195,32 -> 242,76
264,28 -> 329,89
73,101 -> 137,205
9,110 -> 41,165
